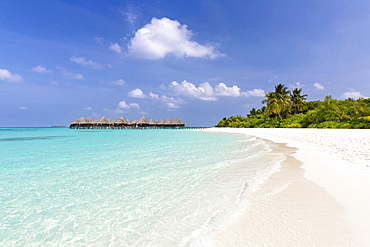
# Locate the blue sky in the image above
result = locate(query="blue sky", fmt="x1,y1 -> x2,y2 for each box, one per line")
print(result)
1,0 -> 369,127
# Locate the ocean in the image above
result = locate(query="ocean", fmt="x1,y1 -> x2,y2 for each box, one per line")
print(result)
0,128 -> 283,246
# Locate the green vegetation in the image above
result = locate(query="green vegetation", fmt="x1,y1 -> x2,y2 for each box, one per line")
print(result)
216,84 -> 370,129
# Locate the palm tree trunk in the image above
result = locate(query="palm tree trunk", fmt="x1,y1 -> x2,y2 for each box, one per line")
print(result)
277,112 -> 282,120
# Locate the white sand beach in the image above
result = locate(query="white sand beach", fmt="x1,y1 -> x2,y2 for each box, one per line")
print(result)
198,128 -> 370,246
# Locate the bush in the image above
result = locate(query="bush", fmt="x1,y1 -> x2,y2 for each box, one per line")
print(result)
316,121 -> 341,129
215,90 -> 370,129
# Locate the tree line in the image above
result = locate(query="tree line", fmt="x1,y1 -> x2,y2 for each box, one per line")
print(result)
216,84 -> 370,129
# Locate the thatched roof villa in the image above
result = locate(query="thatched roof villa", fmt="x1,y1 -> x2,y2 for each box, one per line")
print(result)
69,116 -> 186,129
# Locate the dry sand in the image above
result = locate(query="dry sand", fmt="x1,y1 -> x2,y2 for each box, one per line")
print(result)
198,128 -> 370,247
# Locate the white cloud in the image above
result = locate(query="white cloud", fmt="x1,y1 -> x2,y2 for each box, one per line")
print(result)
126,12 -> 137,25
19,106 -> 28,110
128,88 -> 146,98
112,79 -> 126,86
313,82 -> 325,90
167,80 -> 264,101
109,43 -> 123,54
287,82 -> 305,89
70,56 -> 102,69
120,5 -> 138,26
129,103 -> 140,108
149,92 -> 160,100
124,81 -> 263,110
118,100 -> 140,109
342,89 -> 367,99
0,68 -> 23,82
149,92 -> 185,109
101,79 -> 126,86
32,65 -> 53,74
294,82 -> 303,88
167,102 -> 180,109
214,83 -> 241,97
94,36 -> 104,44
128,17 -> 222,60
114,108 -> 124,114
56,66 -> 84,80
118,101 -> 130,109
268,75 -> 279,83
84,107 -> 93,111
168,81 -> 217,101
242,88 -> 266,97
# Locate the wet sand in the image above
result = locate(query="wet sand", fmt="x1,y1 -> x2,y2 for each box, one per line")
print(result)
198,128 -> 370,246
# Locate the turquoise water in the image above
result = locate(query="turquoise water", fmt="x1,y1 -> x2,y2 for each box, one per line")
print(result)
0,128 -> 281,246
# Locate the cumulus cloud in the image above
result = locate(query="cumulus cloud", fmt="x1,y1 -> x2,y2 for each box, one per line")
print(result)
84,107 -> 93,111
242,88 -> 266,97
118,101 -> 130,109
101,79 -> 126,86
32,65 -> 53,74
109,43 -> 123,54
167,80 -> 265,101
70,56 -> 102,69
214,83 -> 241,97
313,82 -> 325,90
168,81 -> 217,101
342,89 -> 367,99
56,66 -> 84,80
0,68 -> 23,82
128,17 -> 222,59
129,103 -> 140,108
167,103 -> 180,109
149,92 -> 185,109
148,92 -> 159,100
128,88 -> 146,98
118,100 -> 140,109
123,81 -> 263,110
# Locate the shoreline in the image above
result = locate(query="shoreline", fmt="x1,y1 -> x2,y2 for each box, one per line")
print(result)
196,128 -> 370,246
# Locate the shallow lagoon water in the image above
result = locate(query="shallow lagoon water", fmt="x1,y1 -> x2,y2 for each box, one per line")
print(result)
0,128 -> 282,246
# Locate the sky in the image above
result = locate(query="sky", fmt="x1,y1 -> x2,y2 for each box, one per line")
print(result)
1,0 -> 370,127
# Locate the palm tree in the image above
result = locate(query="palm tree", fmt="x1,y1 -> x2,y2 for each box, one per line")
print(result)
248,108 -> 258,117
262,84 -> 291,119
262,92 -> 281,118
323,95 -> 334,110
274,84 -> 291,98
290,88 -> 308,114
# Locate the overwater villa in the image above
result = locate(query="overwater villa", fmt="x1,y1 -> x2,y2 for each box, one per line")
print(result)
70,116 -> 186,129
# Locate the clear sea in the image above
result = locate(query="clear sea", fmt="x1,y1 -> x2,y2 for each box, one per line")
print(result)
0,128 -> 283,246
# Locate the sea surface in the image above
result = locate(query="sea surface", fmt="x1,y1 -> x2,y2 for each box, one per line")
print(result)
0,128 -> 283,246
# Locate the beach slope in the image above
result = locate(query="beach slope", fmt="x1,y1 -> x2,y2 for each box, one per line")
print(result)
199,128 -> 370,246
